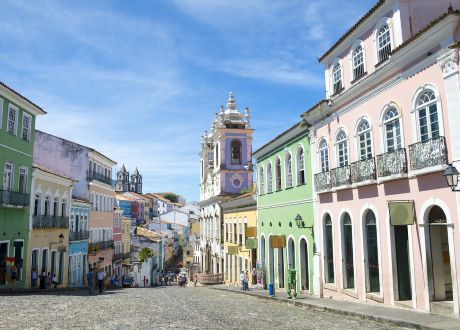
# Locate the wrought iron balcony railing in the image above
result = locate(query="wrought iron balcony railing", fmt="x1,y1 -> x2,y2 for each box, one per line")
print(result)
314,171 -> 332,192
32,215 -> 69,228
376,148 -> 407,178
330,165 -> 351,188
408,136 -> 447,171
0,189 -> 29,207
69,230 -> 90,242
122,252 -> 131,260
113,252 -> 123,261
88,240 -> 114,253
86,171 -> 113,186
351,157 -> 376,183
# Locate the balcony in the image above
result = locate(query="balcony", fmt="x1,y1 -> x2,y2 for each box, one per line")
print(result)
86,171 -> 113,186
351,157 -> 376,184
113,252 -> 123,261
409,136 -> 447,172
0,189 -> 29,208
314,171 -> 332,192
88,240 -> 114,253
122,252 -> 131,260
32,215 -> 69,229
69,230 -> 90,242
376,148 -> 407,178
330,165 -> 351,188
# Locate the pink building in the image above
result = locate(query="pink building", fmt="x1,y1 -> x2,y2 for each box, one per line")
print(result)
113,209 -> 123,276
304,0 -> 460,316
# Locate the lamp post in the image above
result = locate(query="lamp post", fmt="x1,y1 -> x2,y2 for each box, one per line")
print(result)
294,214 -> 314,237
443,163 -> 460,191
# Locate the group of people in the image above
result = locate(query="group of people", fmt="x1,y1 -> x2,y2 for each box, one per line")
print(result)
31,268 -> 58,290
240,268 -> 257,291
178,274 -> 187,287
86,268 -> 106,294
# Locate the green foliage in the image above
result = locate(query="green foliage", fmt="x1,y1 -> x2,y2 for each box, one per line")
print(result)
163,193 -> 178,203
138,247 -> 155,262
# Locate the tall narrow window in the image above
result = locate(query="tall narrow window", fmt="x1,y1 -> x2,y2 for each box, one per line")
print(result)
342,213 -> 354,289
377,24 -> 391,62
18,168 -> 27,193
275,158 -> 282,190
416,90 -> 439,142
231,140 -> 242,165
7,105 -> 18,135
297,147 -> 305,185
267,163 -> 273,193
259,167 -> 265,194
352,45 -> 365,79
332,63 -> 343,94
22,114 -> 31,141
383,107 -> 401,152
44,196 -> 50,216
336,130 -> 348,167
319,139 -> 329,172
34,194 -> 40,216
42,249 -> 48,273
53,197 -> 59,217
61,199 -> 67,217
3,162 -> 13,191
357,119 -> 372,160
324,214 -> 334,283
365,210 -> 379,293
285,153 -> 293,188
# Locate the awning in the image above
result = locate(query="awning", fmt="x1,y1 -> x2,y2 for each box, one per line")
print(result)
245,227 -> 257,238
389,201 -> 415,225
245,238 -> 257,249
270,235 -> 285,248
227,246 -> 239,255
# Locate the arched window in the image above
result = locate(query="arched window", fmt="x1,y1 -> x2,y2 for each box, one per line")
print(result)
336,130 -> 348,167
297,147 -> 306,185
285,153 -> 293,188
324,214 -> 334,283
332,62 -> 342,94
275,158 -> 282,190
377,24 -> 391,62
231,140 -> 242,165
364,210 -> 379,293
267,162 -> 273,193
259,166 -> 265,194
342,213 -> 354,289
416,90 -> 439,142
383,107 -> 401,152
319,139 -> 329,172
357,119 -> 372,160
352,44 -> 365,79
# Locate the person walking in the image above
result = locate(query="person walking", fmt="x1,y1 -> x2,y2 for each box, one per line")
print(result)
239,271 -> 245,290
244,271 -> 249,291
52,274 -> 58,288
39,269 -> 46,289
31,268 -> 37,289
97,269 -> 106,294
9,266 -> 18,290
86,268 -> 94,294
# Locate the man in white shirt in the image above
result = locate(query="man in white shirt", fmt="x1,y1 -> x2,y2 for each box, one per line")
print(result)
97,269 -> 106,294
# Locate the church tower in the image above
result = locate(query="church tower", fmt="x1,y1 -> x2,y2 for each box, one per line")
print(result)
116,164 -> 129,192
130,167 -> 142,194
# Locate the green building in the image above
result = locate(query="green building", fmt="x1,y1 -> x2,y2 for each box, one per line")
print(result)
0,82 -> 46,288
254,122 -> 315,294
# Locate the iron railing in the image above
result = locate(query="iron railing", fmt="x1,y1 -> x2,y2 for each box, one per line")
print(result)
113,253 -> 123,261
330,165 -> 351,188
314,171 -> 332,192
88,240 -> 114,253
32,215 -> 69,228
351,157 -> 376,183
122,252 -> 131,260
69,230 -> 90,241
0,190 -> 29,207
408,136 -> 447,171
86,171 -> 112,186
376,148 -> 407,178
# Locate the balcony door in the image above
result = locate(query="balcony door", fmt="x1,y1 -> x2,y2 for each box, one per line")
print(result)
3,162 -> 13,191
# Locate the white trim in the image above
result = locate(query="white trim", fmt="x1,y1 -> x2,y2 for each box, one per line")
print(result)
338,209 -> 357,293
21,112 -> 32,142
354,116 -> 374,161
349,39 -> 367,82
379,102 -> 405,154
321,211 -> 335,286
6,103 -> 19,136
373,16 -> 394,65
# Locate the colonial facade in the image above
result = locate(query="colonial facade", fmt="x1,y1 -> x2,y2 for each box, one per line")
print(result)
69,198 -> 90,287
0,82 -> 46,288
113,208 -> 123,276
199,93 -> 253,275
115,165 -> 142,194
303,0 -> 460,316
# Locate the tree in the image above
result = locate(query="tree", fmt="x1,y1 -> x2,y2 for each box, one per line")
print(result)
138,247 -> 155,262
163,193 -> 178,203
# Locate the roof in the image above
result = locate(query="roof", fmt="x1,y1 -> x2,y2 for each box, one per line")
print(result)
253,121 -> 303,158
0,81 -> 47,115
33,163 -> 77,182
319,0 -> 385,62
72,197 -> 91,205
221,193 -> 257,212
123,191 -> 149,201
135,227 -> 164,242
115,194 -> 137,202
145,193 -> 173,204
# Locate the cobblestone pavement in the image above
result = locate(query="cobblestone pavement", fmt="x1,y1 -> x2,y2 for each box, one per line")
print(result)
0,287 -> 411,330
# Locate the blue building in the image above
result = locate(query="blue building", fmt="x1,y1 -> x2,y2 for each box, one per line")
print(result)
68,198 -> 90,287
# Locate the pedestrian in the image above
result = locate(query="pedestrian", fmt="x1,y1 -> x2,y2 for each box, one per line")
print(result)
52,274 -> 58,288
252,268 -> 257,286
143,276 -> 146,287
194,274 -> 198,287
10,265 -> 18,290
31,268 -> 37,289
86,268 -> 94,294
239,271 -> 245,290
47,272 -> 52,290
244,271 -> 249,291
97,269 -> 106,293
165,276 -> 168,286
39,269 -> 46,289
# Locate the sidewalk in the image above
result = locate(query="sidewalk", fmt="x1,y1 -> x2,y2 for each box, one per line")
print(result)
210,285 -> 460,330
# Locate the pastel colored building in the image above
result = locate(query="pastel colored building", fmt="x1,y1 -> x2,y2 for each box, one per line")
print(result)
121,217 -> 131,276
0,82 -> 46,289
303,0 -> 460,316
113,208 -> 123,276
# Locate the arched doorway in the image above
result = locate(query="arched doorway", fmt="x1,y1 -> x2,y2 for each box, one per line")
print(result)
299,238 -> 309,291
278,247 -> 285,289
427,206 -> 452,302
288,237 -> 295,269
268,237 -> 274,286
364,209 -> 380,293
342,213 -> 354,289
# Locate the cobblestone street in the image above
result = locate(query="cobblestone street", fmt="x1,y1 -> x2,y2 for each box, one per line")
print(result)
0,287 -> 410,330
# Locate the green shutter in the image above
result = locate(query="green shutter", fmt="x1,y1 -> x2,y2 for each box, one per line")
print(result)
227,246 -> 239,255
245,238 -> 257,249
389,201 -> 415,225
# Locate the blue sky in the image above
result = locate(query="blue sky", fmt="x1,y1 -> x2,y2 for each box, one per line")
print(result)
0,0 -> 376,202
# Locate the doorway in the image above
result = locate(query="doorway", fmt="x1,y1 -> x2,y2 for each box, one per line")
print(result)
278,248 -> 284,289
269,239 -> 274,285
0,242 -> 8,285
394,225 -> 412,301
300,238 -> 309,291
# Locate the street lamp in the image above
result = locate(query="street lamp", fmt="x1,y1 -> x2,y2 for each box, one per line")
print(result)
294,214 -> 314,237
443,163 -> 460,191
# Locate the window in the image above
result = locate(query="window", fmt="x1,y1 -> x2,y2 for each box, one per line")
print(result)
42,249 -> 48,273
342,213 -> 354,289
383,107 -> 401,152
416,90 -> 439,142
34,194 -> 40,216
297,147 -> 306,185
61,199 -> 67,217
7,105 -> 18,135
231,140 -> 242,165
336,130 -> 348,167
267,162 -> 273,193
319,139 -> 329,172
377,24 -> 391,62
324,214 -> 334,283
53,197 -> 59,216
357,119 -> 372,160
3,161 -> 13,191
21,113 -> 31,141
332,63 -> 342,94
275,158 -> 282,190
285,153 -> 293,188
352,45 -> 365,79
44,196 -> 50,216
259,166 -> 265,194
18,167 -> 27,194
364,210 -> 379,293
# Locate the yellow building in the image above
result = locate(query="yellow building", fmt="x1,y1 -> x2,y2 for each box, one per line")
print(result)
26,164 -> 75,288
121,217 -> 131,276
222,193 -> 257,286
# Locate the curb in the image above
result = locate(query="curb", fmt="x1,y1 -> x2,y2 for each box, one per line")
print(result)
209,287 -> 440,330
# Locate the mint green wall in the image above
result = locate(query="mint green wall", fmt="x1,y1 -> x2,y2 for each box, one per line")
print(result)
256,130 -> 315,294
0,95 -> 37,288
